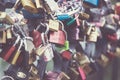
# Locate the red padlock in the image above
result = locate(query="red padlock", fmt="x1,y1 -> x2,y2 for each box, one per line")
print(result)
49,21 -> 66,45
61,50 -> 72,60
32,30 -> 42,48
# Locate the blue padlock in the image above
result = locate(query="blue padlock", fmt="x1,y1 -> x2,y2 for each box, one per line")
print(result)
57,14 -> 72,21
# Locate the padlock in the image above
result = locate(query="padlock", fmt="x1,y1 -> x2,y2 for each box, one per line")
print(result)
48,19 -> 59,31
61,50 -> 72,60
68,68 -> 79,80
35,25 -> 49,56
86,26 -> 99,42
105,14 -> 116,25
0,12 -> 14,25
67,26 -> 80,41
49,21 -> 66,45
81,63 -> 93,76
29,64 -> 38,76
74,53 -> 90,65
96,54 -> 110,68
55,40 -> 69,52
57,72 -> 70,80
11,40 -> 23,65
83,0 -> 99,7
115,2 -> 120,15
3,35 -> 20,61
0,31 -> 6,44
35,0 -> 43,10
79,12 -> 90,20
6,28 -> 12,39
21,0 -> 38,13
32,29 -> 42,48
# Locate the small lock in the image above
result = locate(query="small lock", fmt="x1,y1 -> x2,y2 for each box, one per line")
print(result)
48,19 -> 59,31
17,72 -> 26,79
29,65 -> 38,76
86,27 -> 98,42
6,28 -> 12,39
0,31 -> 6,44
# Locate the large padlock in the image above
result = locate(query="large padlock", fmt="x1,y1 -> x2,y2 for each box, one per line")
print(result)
21,0 -> 38,13
0,12 -> 14,24
49,21 -> 66,45
115,2 -> 120,15
86,26 -> 99,42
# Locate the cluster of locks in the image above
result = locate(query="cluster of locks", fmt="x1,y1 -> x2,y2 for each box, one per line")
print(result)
0,0 -> 120,80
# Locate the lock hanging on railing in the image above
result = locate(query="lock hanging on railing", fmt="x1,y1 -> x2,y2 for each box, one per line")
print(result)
49,21 -> 66,45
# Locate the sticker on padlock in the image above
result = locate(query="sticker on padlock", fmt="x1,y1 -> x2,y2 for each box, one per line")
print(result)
49,21 -> 66,45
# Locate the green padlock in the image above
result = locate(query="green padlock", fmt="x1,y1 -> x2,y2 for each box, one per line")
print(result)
55,40 -> 69,52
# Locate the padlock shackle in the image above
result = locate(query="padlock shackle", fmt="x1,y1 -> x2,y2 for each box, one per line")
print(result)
58,20 -> 68,40
1,75 -> 14,80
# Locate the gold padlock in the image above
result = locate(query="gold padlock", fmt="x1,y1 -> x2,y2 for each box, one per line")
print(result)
29,65 -> 38,76
48,19 -> 59,31
0,12 -> 14,25
21,0 -> 38,13
0,31 -> 6,44
86,27 -> 98,42
6,28 -> 12,39
35,0 -> 44,10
